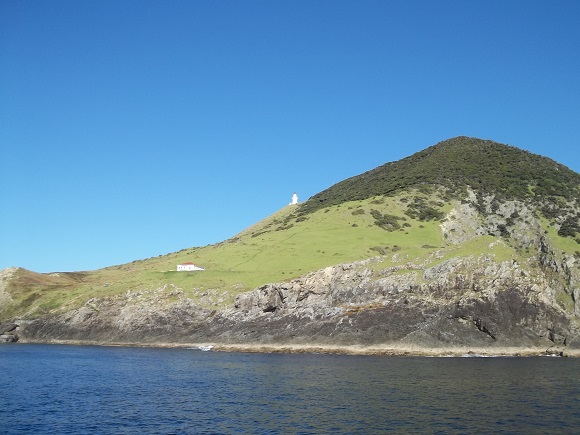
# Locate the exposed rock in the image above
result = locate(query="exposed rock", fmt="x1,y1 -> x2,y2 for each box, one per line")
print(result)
0,323 -> 18,334
0,322 -> 19,343
0,268 -> 17,316
17,250 -> 580,350
440,195 -> 545,251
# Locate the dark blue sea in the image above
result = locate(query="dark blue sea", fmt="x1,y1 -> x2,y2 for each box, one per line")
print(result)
1,344 -> 579,434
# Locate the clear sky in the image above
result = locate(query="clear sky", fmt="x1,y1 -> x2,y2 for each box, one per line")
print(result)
1,1 -> 579,273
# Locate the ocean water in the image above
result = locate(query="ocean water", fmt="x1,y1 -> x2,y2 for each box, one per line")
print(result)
1,344 -> 579,434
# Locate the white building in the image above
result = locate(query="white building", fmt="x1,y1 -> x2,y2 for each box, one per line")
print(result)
177,262 -> 205,272
290,192 -> 298,205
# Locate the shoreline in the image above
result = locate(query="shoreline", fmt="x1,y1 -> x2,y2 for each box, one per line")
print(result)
16,339 -> 580,357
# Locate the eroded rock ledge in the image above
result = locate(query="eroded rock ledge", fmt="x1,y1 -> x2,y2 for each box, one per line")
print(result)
18,253 -> 580,351
0,322 -> 19,342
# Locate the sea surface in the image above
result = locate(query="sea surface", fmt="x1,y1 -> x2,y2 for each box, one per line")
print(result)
1,344 -> 579,434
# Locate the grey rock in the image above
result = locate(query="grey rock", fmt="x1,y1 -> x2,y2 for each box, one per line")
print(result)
0,323 -> 17,334
17,249 -> 579,350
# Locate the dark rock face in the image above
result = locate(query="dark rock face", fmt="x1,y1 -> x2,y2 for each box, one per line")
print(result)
19,253 -> 580,350
0,322 -> 19,343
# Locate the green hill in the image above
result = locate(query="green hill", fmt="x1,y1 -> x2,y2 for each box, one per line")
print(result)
301,136 -> 580,214
2,137 -> 579,325
3,193 -> 446,319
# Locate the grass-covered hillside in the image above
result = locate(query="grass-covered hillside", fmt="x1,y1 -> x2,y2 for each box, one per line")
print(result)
2,136 -> 579,322
3,193 -> 448,319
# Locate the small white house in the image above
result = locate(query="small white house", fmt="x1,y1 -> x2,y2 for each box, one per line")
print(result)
177,262 -> 204,272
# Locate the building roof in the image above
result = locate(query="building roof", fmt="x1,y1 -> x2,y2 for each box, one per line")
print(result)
179,262 -> 195,265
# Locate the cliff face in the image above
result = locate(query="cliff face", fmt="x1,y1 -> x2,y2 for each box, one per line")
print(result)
19,235 -> 580,349
230,254 -> 576,348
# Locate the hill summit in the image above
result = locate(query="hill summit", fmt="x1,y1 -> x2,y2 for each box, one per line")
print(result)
2,136 -> 580,355
301,136 -> 580,214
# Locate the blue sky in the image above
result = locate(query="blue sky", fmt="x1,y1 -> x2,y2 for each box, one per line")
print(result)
2,0 -> 579,273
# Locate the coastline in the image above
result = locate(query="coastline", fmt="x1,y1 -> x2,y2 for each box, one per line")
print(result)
16,339 -> 580,357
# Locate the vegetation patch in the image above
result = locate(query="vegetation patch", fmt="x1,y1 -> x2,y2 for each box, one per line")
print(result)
540,218 -> 580,254
558,215 -> 580,238
370,246 -> 389,255
404,197 -> 445,221
370,209 -> 405,231
298,137 -> 580,217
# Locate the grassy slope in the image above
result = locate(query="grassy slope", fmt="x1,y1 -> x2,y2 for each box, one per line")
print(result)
4,193 -> 449,318
4,198 -> 574,321
7,190 -> 566,321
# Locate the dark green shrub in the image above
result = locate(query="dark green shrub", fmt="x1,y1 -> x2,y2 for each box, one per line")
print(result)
558,216 -> 579,238
370,209 -> 404,231
418,207 -> 445,221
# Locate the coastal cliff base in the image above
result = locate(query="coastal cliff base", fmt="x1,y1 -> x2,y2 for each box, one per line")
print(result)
16,254 -> 580,354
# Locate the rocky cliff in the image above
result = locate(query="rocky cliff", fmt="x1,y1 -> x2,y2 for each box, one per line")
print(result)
18,211 -> 580,350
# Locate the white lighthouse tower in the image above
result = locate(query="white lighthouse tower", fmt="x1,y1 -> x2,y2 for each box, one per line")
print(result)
290,192 -> 298,205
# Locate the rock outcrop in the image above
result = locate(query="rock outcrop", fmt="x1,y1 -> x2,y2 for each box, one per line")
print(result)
0,322 -> 19,342
19,251 -> 580,350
